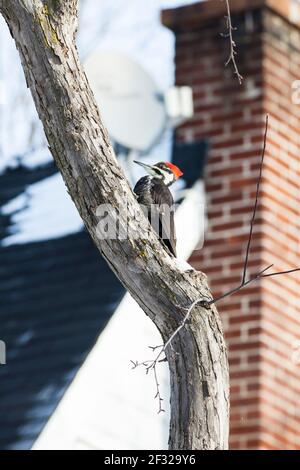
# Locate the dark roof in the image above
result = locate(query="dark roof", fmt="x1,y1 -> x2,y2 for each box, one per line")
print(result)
0,163 -> 125,450
0,140 -> 208,450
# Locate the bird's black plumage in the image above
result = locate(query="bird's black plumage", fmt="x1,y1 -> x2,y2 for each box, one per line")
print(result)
134,176 -> 177,257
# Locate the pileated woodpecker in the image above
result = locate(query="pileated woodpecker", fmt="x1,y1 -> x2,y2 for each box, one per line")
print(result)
133,161 -> 183,257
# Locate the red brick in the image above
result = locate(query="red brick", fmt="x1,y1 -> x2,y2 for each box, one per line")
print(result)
172,0 -> 300,451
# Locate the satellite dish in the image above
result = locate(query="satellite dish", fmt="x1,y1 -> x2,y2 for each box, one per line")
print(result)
84,51 -> 167,152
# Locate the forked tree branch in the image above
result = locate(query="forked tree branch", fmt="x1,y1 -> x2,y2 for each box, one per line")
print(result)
0,0 -> 229,450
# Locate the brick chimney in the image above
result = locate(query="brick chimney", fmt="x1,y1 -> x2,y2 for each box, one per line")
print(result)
162,0 -> 300,450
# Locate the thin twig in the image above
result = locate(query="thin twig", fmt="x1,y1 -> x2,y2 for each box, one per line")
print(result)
261,267 -> 300,278
153,365 -> 165,414
223,0 -> 243,85
210,264 -> 273,305
242,115 -> 268,284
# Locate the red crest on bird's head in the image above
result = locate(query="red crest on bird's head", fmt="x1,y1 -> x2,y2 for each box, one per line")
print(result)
164,162 -> 184,179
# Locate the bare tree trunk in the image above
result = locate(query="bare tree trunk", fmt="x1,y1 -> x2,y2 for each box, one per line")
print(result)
0,0 -> 229,449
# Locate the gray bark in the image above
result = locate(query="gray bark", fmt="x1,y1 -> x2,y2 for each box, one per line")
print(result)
0,0 -> 229,449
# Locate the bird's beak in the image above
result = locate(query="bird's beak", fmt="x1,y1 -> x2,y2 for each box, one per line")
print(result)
133,160 -> 156,176
133,160 -> 154,170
